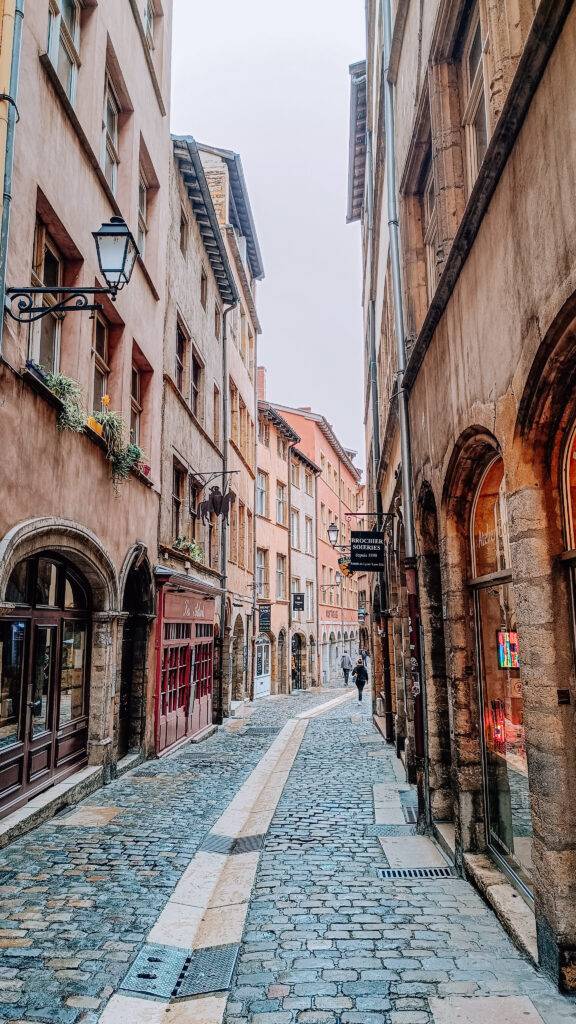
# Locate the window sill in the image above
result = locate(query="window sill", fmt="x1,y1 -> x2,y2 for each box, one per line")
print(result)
159,545 -> 221,579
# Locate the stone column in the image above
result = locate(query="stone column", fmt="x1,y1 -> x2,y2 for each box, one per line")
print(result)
88,611 -> 123,770
508,480 -> 576,991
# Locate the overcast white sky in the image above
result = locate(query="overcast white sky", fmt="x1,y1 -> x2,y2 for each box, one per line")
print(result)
171,0 -> 366,470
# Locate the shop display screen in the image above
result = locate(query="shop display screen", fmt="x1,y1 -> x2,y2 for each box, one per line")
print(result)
497,630 -> 520,670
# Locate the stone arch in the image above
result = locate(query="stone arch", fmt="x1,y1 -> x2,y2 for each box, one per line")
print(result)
0,518 -> 119,611
116,546 -> 155,758
231,615 -> 245,701
440,428 -> 503,856
0,518 -> 120,770
291,631 -> 307,689
417,482 -> 454,823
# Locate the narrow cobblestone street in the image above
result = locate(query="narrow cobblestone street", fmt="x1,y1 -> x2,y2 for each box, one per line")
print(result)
0,689 -> 574,1024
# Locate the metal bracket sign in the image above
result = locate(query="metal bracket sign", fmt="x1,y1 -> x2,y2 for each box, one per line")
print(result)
350,530 -> 386,571
292,593 -> 305,611
259,604 -> 271,632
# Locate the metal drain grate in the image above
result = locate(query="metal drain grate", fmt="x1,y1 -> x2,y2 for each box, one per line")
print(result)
366,824 -> 417,837
232,833 -> 265,854
174,943 -> 240,999
244,726 -> 279,737
402,806 -> 418,824
119,944 -> 190,999
377,866 -> 456,880
120,942 -> 241,999
200,833 -> 235,855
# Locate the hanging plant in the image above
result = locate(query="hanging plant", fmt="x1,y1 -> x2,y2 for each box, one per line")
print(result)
174,537 -> 204,562
93,400 -> 143,486
43,371 -> 86,433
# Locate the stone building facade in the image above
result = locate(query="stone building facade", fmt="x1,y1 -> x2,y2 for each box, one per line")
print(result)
0,0 -> 172,817
255,369 -> 299,697
289,445 -> 321,690
154,136 -> 238,753
349,0 -> 576,991
199,145 -> 264,714
275,405 -> 363,687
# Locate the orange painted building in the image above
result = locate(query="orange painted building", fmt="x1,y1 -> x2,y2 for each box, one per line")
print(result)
272,406 -> 363,686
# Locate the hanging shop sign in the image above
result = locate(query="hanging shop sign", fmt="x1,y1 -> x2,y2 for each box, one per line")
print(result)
349,530 -> 386,572
259,604 -> 272,632
292,593 -> 305,612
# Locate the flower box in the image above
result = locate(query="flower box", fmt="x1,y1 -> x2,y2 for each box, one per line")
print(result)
86,415 -> 103,436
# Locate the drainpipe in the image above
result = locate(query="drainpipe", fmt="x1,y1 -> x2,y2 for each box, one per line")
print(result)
382,0 -> 428,826
217,301 -> 237,724
0,0 -> 24,353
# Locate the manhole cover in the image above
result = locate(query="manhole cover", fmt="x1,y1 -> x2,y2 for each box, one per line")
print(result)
376,866 -> 456,880
174,943 -> 240,999
119,944 -> 190,999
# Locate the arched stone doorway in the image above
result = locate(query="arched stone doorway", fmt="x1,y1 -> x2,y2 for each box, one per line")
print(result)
291,633 -> 306,690
278,629 -> 287,693
231,615 -> 245,701
0,519 -> 118,816
308,636 -> 316,686
329,631 -> 337,685
118,548 -> 153,759
417,484 -> 454,824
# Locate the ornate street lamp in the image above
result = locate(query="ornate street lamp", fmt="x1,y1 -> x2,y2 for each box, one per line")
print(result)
327,522 -> 339,548
6,217 -> 138,323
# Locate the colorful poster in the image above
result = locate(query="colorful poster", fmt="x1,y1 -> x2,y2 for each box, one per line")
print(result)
497,630 -> 520,670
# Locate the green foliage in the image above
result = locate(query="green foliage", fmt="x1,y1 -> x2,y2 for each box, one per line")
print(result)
93,410 -> 144,485
174,537 -> 204,562
43,371 -> 85,433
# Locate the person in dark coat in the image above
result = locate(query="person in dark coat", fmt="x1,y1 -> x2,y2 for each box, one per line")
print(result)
352,657 -> 368,703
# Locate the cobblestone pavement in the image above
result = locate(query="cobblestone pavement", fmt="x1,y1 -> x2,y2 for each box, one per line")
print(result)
0,688 -> 575,1024
0,689 -> 344,1024
224,698 -> 576,1024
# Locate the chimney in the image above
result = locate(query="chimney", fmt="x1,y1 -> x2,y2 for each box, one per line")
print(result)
257,366 -> 266,401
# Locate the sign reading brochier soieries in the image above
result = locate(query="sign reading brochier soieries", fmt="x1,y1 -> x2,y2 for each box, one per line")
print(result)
349,530 -> 386,572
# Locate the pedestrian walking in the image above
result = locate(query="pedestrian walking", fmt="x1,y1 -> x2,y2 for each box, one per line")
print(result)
340,651 -> 353,685
361,648 -> 368,666
352,657 -> 368,703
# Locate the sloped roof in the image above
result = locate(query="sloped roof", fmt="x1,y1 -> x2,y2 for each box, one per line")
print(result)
198,144 -> 264,281
347,61 -> 367,223
271,403 -> 362,483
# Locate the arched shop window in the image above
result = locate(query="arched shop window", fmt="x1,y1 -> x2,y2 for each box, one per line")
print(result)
0,554 -> 91,810
470,458 -> 531,892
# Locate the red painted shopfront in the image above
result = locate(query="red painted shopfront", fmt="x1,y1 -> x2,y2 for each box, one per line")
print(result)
155,582 -> 215,755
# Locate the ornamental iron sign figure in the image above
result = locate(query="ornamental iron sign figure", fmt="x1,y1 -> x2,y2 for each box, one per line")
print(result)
349,530 -> 386,572
194,486 -> 236,525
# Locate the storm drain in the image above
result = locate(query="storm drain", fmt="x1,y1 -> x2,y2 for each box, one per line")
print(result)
244,726 -> 279,737
200,832 -> 265,855
377,866 -> 456,880
119,942 -> 240,1000
366,824 -> 417,837
402,806 -> 418,824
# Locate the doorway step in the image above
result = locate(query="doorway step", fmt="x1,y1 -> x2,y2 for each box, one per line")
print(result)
0,764 -> 104,851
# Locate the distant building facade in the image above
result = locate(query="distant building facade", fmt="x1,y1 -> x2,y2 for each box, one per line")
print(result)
288,445 -> 321,690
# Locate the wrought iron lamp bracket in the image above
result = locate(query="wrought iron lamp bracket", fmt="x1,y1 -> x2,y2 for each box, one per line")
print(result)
5,286 -> 116,324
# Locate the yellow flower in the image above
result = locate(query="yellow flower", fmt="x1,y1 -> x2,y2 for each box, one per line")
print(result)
101,394 -> 111,407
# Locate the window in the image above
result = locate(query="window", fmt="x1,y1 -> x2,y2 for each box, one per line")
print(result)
137,172 -> 148,257
213,385 -> 221,447
276,555 -> 286,600
291,461 -> 300,488
258,417 -> 270,447
320,503 -> 327,540
48,0 -> 81,103
172,462 -> 185,540
229,502 -> 238,563
290,509 -> 300,549
320,453 -> 326,475
277,436 -> 287,460
256,471 -> 268,517
230,381 -> 239,445
305,471 -> 313,496
92,316 -> 109,411
200,267 -> 208,309
215,305 -> 222,340
143,0 -> 155,49
180,209 -> 188,255
305,516 -> 314,555
461,6 -> 489,192
247,510 -> 254,567
291,577 -> 301,619
276,483 -> 287,525
101,76 -> 120,194
306,581 -> 314,621
130,365 -> 142,444
175,323 -> 186,393
256,548 -> 268,598
29,222 -> 63,374
329,568 -> 334,605
238,502 -> 246,568
191,351 -> 203,421
189,479 -> 201,542
248,331 -> 255,380
422,157 -> 438,300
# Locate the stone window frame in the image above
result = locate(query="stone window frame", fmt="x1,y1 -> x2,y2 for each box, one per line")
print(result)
459,2 -> 490,196
47,0 -> 82,106
29,219 -> 64,375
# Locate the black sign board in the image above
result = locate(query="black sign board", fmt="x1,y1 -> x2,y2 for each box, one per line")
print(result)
292,593 -> 305,612
350,530 -> 386,572
259,604 -> 272,631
